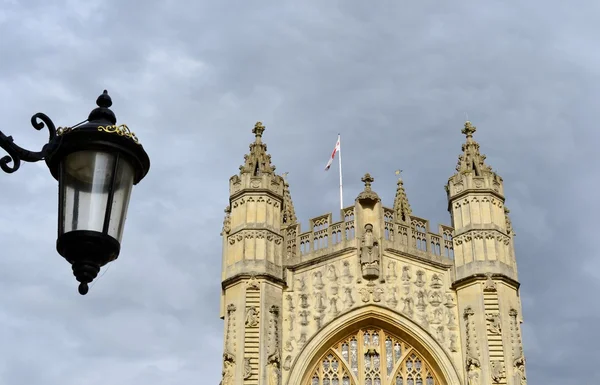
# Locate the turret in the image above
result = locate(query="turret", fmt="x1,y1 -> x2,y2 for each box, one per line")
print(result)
219,122 -> 289,385
446,121 -> 516,281
447,121 -> 527,385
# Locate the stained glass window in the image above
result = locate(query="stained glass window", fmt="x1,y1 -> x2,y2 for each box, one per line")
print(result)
304,327 -> 440,385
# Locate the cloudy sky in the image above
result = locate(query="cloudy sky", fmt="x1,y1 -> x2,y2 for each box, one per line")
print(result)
0,1 -> 597,384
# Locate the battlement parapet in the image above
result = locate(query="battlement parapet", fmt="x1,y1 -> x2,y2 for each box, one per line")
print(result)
283,205 -> 456,265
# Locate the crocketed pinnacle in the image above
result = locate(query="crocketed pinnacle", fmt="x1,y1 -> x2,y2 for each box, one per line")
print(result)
455,121 -> 492,175
393,172 -> 412,222
281,178 -> 297,226
240,121 -> 276,175
356,173 -> 381,202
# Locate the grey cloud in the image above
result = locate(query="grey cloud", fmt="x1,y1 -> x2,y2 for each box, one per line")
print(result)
0,1 -> 597,384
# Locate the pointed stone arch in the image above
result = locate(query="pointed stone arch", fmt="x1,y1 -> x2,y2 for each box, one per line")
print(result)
286,305 -> 461,385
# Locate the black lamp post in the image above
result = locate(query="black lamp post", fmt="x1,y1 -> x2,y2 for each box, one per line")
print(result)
0,90 -> 150,295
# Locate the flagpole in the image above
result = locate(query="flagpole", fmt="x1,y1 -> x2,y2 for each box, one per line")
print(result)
338,133 -> 344,211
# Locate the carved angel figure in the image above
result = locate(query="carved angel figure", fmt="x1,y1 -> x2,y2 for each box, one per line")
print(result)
486,313 -> 502,335
245,307 -> 259,327
360,224 -> 380,280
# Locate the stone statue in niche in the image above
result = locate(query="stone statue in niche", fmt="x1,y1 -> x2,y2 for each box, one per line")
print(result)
245,307 -> 259,327
360,224 -> 380,281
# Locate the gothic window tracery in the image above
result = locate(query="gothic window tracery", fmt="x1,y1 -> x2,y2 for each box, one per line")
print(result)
305,327 -> 440,385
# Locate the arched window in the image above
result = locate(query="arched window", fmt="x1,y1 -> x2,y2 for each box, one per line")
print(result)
305,327 -> 440,385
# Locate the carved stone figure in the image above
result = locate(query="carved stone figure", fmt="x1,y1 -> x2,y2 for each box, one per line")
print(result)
313,271 -> 325,290
342,260 -> 353,284
386,261 -> 397,282
326,265 -> 338,282
416,291 -> 427,312
220,206 -> 231,236
436,326 -> 445,342
430,273 -> 443,289
449,333 -> 458,352
360,224 -> 380,281
415,270 -> 426,287
343,287 -> 355,308
486,313 -> 502,335
247,275 -> 260,290
514,356 -> 527,384
329,297 -> 340,317
283,355 -> 292,371
314,314 -> 324,329
431,307 -> 444,324
429,291 -> 442,307
267,354 -> 281,385
285,294 -> 294,311
314,292 -> 326,312
402,297 -> 414,317
296,276 -> 306,292
221,357 -> 235,385
386,286 -> 398,308
245,307 -> 259,327
466,356 -> 481,385
447,309 -> 457,328
490,360 -> 505,383
444,293 -> 456,308
299,310 -> 310,326
483,273 -> 497,292
299,294 -> 309,309
243,358 -> 252,379
401,266 -> 412,284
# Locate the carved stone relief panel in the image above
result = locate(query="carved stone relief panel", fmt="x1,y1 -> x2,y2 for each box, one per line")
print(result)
282,255 -> 460,373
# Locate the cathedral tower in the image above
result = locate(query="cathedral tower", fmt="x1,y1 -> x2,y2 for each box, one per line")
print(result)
447,122 -> 526,385
219,121 -> 527,385
220,122 -> 290,385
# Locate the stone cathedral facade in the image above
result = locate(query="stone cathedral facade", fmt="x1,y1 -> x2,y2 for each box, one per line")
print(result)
218,121 -> 527,385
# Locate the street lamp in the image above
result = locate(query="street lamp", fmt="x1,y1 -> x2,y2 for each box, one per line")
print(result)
0,90 -> 150,295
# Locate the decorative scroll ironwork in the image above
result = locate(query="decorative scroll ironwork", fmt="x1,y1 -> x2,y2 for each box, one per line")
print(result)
0,112 -> 60,173
97,124 -> 140,144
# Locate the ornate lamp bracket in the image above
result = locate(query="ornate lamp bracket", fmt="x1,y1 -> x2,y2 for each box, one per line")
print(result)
0,112 -> 71,174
